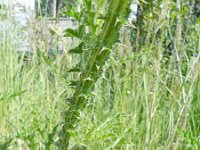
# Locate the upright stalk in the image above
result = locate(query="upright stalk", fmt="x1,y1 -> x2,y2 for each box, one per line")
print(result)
58,0 -> 131,149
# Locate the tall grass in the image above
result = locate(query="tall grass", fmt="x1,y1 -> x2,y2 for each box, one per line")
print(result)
0,0 -> 199,149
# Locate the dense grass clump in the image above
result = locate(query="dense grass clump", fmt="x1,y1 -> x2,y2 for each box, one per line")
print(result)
0,0 -> 200,149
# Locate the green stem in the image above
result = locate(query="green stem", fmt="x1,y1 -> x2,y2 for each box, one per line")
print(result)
58,0 -> 131,149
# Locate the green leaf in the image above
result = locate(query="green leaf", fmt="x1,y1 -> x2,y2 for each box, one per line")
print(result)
65,28 -> 80,38
65,25 -> 85,38
63,4 -> 83,21
68,42 -> 84,54
67,130 -> 79,143
84,0 -> 92,10
68,65 -> 81,73
69,81 -> 80,87
0,90 -> 27,102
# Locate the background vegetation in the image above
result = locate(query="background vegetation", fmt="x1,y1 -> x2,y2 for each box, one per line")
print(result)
0,0 -> 199,149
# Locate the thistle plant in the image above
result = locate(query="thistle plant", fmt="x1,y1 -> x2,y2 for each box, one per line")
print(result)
58,0 -> 132,148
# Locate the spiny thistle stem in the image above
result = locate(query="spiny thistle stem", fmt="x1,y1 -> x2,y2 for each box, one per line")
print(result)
58,0 -> 132,149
